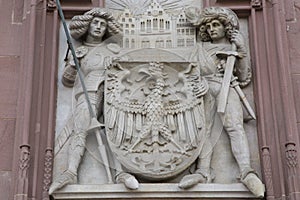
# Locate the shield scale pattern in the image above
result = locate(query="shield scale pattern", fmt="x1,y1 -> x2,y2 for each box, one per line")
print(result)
105,59 -> 208,180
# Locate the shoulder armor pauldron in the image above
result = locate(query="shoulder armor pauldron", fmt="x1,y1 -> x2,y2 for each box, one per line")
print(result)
75,46 -> 89,58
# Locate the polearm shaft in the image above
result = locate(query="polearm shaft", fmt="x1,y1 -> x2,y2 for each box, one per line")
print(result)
56,0 -> 94,118
56,0 -> 113,183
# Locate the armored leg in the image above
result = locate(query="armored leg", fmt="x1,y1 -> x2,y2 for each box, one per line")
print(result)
179,90 -> 215,189
49,93 -> 98,194
218,88 -> 251,173
113,152 -> 139,190
218,88 -> 264,197
196,90 -> 216,181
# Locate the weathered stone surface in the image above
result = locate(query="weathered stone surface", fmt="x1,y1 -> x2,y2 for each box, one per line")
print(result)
52,183 -> 260,200
292,75 -> 300,123
0,119 -> 16,171
0,171 -> 12,200
0,56 -> 20,118
52,2 -> 263,199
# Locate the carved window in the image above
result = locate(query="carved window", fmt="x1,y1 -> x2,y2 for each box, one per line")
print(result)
166,21 -> 170,30
131,30 -> 135,34
159,19 -> 164,30
153,18 -> 158,30
125,30 -> 129,34
141,38 -> 150,48
155,38 -> 164,48
131,39 -> 135,48
125,38 -> 130,48
122,18 -> 125,22
141,21 -> 145,32
186,29 -> 190,35
129,18 -> 132,22
186,38 -> 194,47
147,19 -> 151,32
126,24 -> 129,28
159,11 -> 163,15
177,38 -> 184,47
166,39 -> 172,48
190,28 -> 195,36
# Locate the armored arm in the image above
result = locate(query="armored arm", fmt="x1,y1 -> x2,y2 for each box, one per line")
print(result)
62,46 -> 89,87
232,30 -> 252,86
62,56 -> 77,87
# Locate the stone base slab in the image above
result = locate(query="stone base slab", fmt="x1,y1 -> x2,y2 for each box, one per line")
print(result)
51,183 -> 262,199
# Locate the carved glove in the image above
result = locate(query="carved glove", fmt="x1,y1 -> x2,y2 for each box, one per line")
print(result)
62,63 -> 77,87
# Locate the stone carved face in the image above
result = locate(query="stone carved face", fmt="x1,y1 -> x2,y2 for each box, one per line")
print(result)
205,19 -> 226,42
87,17 -> 108,42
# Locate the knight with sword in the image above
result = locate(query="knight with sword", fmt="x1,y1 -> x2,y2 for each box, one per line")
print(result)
181,7 -> 265,197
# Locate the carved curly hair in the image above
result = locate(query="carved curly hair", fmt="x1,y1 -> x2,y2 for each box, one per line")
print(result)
69,8 -> 121,41
186,7 -> 239,42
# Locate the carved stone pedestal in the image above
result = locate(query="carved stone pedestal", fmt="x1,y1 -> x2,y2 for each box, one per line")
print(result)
51,183 -> 260,200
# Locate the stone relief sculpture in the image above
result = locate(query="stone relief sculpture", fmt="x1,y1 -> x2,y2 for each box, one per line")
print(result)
49,8 -> 141,194
51,2 -> 265,199
105,58 -> 208,180
182,6 -> 265,197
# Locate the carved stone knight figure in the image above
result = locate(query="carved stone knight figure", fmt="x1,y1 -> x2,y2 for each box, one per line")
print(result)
49,8 -> 141,194
182,6 -> 265,197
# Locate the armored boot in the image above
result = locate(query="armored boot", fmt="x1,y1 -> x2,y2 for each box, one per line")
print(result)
113,156 -> 139,190
115,171 -> 139,190
49,132 -> 86,195
240,168 -> 265,198
179,141 -> 214,189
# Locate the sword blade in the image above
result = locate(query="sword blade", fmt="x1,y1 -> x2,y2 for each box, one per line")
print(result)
234,85 -> 256,120
217,54 -> 236,113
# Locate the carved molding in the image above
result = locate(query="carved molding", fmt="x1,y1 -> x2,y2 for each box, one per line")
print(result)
262,147 -> 274,196
285,142 -> 298,172
251,0 -> 263,9
18,145 -> 31,179
15,145 -> 31,196
42,149 -> 53,200
47,0 -> 56,11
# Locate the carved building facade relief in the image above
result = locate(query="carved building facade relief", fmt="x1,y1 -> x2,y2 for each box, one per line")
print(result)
51,0 -> 265,199
2,0 -> 300,199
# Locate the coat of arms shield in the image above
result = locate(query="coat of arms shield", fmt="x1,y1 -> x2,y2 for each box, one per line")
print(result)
105,49 -> 208,180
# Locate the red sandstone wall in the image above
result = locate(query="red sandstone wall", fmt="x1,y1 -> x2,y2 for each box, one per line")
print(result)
0,1 -> 23,199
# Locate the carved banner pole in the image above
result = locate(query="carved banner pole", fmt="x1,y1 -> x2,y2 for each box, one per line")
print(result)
55,0 -> 113,183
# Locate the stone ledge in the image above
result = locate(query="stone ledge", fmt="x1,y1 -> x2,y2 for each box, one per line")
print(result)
51,183 -> 261,199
